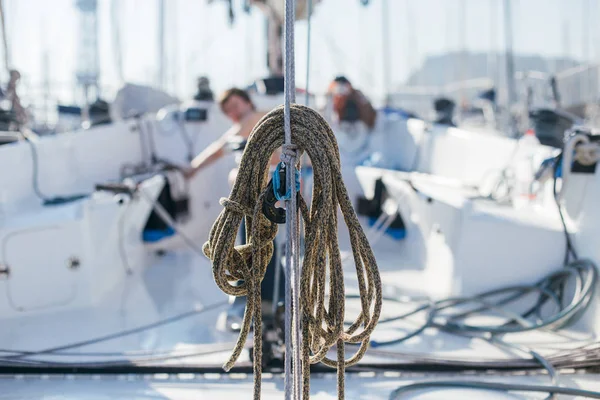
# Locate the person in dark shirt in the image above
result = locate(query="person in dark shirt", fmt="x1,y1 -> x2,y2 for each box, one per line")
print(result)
193,76 -> 214,102
6,70 -> 26,126
327,76 -> 377,130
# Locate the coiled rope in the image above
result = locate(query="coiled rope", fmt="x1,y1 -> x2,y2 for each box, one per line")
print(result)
202,104 -> 382,400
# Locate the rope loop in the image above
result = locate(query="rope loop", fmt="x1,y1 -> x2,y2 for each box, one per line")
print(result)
203,104 -> 382,400
281,143 -> 299,165
219,197 -> 253,216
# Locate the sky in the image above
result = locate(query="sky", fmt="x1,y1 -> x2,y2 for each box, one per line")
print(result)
1,0 -> 597,105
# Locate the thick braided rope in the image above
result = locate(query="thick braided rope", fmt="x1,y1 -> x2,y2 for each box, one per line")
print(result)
202,104 -> 382,400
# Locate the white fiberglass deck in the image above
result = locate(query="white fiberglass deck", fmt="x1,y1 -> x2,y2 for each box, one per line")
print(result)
1,373 -> 600,400
1,237 -> 598,399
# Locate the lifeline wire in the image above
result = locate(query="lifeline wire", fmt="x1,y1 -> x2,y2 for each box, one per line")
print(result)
389,381 -> 600,399
202,104 -> 382,400
282,1 -> 302,399
1,300 -> 228,361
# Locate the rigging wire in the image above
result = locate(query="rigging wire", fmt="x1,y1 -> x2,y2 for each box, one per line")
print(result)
0,342 -> 234,358
389,381 -> 600,400
282,2 -> 302,398
0,343 -> 243,368
0,300 -> 228,361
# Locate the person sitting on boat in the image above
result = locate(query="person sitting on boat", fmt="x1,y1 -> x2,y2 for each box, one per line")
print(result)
433,97 -> 456,127
326,76 -> 377,157
327,75 -> 377,130
185,88 -> 284,330
5,69 -> 27,127
185,88 -> 277,179
193,76 -> 214,102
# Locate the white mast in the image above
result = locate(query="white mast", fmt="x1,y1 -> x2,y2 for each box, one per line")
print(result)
381,0 -> 390,105
582,0 -> 590,103
172,0 -> 179,96
406,0 -> 417,85
111,0 -> 124,84
0,0 -> 10,71
503,0 -> 517,134
158,0 -> 166,90
459,0 -> 467,105
488,0 -> 498,86
75,0 -> 99,116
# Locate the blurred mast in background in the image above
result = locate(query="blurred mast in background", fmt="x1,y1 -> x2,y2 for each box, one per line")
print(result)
459,0 -> 467,106
380,0 -> 390,105
581,0 -> 590,104
158,0 -> 166,90
111,0 -> 124,85
41,22 -> 50,125
488,0 -> 498,88
0,0 -> 9,71
406,0 -> 417,86
75,0 -> 100,120
503,0 -> 517,135
210,1 -> 318,77
264,4 -> 283,76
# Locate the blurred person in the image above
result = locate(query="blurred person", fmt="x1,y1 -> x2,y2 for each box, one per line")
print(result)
186,88 -> 284,330
5,70 -> 27,126
185,87 -> 276,178
327,75 -> 377,130
193,76 -> 214,102
433,97 -> 456,127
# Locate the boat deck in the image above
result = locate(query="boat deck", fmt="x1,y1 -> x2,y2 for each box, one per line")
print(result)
1,233 -> 599,399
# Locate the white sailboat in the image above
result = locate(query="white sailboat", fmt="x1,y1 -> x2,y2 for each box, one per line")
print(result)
1,1 -> 600,399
